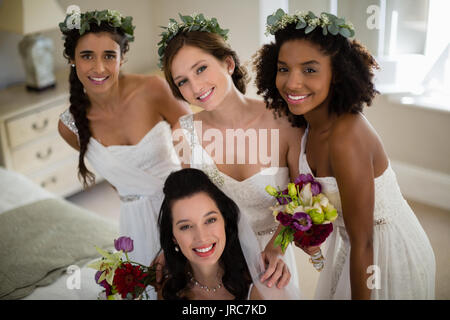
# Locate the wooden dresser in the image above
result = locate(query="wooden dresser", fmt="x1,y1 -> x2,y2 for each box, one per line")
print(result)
0,70 -> 87,197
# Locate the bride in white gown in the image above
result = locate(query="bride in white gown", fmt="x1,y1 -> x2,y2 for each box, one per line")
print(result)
159,14 -> 303,298
57,8 -> 191,299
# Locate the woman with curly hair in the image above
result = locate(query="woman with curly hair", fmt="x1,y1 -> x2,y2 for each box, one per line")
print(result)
158,168 -> 263,300
57,6 -> 190,299
158,13 -> 303,297
254,9 -> 435,299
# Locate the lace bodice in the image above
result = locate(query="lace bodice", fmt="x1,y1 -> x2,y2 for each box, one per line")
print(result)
179,114 -> 289,235
302,127 -> 436,300
60,109 -> 180,182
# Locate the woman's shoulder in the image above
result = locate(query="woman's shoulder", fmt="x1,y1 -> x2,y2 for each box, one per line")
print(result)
329,112 -> 378,156
330,113 -> 366,139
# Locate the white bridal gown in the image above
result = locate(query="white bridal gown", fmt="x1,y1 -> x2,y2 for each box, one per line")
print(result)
298,126 -> 436,299
60,109 -> 181,299
179,114 -> 301,299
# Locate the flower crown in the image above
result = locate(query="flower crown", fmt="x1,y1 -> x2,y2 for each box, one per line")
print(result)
59,5 -> 135,42
157,13 -> 229,69
265,9 -> 355,38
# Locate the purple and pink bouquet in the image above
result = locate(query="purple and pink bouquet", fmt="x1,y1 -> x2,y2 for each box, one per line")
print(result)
88,236 -> 156,300
265,174 -> 338,253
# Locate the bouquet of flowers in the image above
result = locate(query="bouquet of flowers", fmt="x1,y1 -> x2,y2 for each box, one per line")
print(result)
265,173 -> 338,254
88,236 -> 156,300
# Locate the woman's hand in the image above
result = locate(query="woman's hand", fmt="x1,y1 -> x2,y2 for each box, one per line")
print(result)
259,245 -> 291,288
150,252 -> 165,291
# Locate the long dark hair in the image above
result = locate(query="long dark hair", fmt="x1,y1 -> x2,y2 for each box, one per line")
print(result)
61,22 -> 130,187
162,31 -> 249,101
158,168 -> 251,300
254,22 -> 379,128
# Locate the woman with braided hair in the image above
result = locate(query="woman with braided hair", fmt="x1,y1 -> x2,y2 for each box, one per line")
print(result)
57,6 -> 190,299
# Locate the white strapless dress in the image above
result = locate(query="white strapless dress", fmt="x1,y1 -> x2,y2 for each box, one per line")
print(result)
298,126 -> 435,299
60,109 -> 181,299
179,114 -> 301,296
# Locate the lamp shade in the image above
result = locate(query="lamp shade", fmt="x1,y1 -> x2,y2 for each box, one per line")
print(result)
0,0 -> 65,35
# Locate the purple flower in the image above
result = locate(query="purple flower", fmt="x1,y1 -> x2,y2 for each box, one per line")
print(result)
294,173 -> 314,186
276,189 -> 291,205
310,181 -> 322,196
114,236 -> 134,253
95,270 -> 112,296
292,212 -> 312,231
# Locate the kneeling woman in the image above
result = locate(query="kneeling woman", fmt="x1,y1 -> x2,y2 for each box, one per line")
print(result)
158,168 -> 264,300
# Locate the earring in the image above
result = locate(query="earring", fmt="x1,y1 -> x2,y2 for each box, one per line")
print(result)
229,69 -> 233,74
174,245 -> 179,252
71,64 -> 75,68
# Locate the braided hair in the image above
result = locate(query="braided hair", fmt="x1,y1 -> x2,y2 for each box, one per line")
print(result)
61,22 -> 130,187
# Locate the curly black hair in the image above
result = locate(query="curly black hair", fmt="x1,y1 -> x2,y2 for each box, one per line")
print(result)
158,168 -> 252,300
254,22 -> 379,128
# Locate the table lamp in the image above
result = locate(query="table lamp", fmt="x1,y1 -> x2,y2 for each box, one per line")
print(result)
0,0 -> 65,91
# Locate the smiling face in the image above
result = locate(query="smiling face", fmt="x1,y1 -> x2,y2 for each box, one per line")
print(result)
171,192 -> 226,268
72,32 -> 123,94
170,45 -> 234,110
275,39 -> 333,116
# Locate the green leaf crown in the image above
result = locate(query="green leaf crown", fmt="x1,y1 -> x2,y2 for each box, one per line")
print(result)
265,9 -> 355,38
157,13 -> 229,69
59,6 -> 135,42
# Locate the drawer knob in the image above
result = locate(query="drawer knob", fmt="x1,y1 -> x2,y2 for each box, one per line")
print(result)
36,147 -> 52,160
32,118 -> 49,132
41,176 -> 57,188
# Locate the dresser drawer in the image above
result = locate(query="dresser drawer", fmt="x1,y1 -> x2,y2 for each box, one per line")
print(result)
29,158 -> 80,195
11,134 -> 77,174
5,102 -> 68,148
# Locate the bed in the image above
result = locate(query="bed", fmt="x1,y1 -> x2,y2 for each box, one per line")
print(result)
0,167 -> 119,300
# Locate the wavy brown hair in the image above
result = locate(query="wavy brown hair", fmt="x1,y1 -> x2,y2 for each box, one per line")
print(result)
254,23 -> 379,128
162,31 -> 249,100
61,22 -> 130,187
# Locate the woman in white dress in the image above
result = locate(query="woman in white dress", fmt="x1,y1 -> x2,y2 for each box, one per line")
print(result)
157,168 -> 263,300
57,7 -> 191,297
254,10 -> 436,299
159,14 -> 303,296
